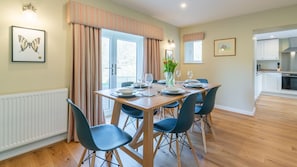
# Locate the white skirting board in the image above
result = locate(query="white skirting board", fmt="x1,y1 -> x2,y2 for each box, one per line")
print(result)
215,104 -> 255,116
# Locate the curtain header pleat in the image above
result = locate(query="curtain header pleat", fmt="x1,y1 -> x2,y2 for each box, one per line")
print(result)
67,0 -> 164,40
183,32 -> 205,42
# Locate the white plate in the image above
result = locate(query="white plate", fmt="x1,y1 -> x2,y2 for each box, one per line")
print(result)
116,88 -> 135,95
184,83 -> 203,88
184,79 -> 199,83
161,88 -> 186,95
112,92 -> 137,98
157,80 -> 166,84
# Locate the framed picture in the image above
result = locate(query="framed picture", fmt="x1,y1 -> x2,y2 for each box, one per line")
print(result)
12,26 -> 46,62
165,49 -> 173,59
214,38 -> 236,56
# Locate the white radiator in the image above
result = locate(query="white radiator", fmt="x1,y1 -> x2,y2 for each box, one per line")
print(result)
0,88 -> 68,153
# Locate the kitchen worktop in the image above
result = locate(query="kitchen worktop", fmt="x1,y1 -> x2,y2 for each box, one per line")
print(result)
257,69 -> 297,74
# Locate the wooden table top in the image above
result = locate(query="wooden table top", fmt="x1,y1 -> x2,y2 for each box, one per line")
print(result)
94,83 -> 220,112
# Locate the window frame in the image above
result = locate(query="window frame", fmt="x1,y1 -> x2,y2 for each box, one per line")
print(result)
184,40 -> 203,64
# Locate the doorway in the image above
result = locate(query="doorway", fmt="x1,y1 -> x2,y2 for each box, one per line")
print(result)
101,29 -> 144,116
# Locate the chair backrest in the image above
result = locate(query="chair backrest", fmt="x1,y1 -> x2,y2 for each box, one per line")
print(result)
121,82 -> 138,112
197,78 -> 208,83
197,86 -> 220,115
66,99 -> 98,150
121,81 -> 134,87
171,93 -> 197,133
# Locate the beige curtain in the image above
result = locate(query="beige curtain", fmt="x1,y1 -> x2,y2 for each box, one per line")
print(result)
67,24 -> 105,142
144,38 -> 161,80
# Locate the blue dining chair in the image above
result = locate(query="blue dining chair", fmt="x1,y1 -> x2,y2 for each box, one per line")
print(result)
193,86 -> 220,153
159,101 -> 179,118
121,82 -> 158,130
196,78 -> 208,104
66,99 -> 132,167
153,93 -> 200,167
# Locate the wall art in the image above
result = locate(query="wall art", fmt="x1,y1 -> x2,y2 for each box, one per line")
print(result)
12,26 -> 45,62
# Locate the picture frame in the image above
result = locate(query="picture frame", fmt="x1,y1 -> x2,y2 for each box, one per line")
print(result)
165,49 -> 173,59
11,26 -> 46,62
214,38 -> 236,56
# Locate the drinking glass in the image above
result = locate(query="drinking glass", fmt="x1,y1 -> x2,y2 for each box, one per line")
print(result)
187,70 -> 193,80
144,73 -> 153,96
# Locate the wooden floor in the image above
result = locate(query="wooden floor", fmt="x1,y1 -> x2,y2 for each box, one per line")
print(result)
1,94 -> 297,167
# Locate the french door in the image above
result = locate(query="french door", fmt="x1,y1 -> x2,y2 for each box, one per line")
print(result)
101,29 -> 143,116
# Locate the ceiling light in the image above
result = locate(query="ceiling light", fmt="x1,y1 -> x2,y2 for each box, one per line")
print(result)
180,3 -> 187,9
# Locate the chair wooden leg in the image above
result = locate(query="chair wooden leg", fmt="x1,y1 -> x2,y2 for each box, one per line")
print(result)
154,133 -> 164,158
78,148 -> 87,167
207,117 -> 216,139
105,151 -> 113,167
114,150 -> 123,167
208,113 -> 213,124
185,132 -> 200,167
90,151 -> 96,167
159,107 -> 164,119
122,116 -> 130,130
175,134 -> 181,167
136,119 -> 139,129
201,119 -> 207,153
169,133 -> 173,150
191,117 -> 198,132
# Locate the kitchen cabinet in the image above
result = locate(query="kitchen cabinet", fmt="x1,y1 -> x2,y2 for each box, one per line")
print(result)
256,39 -> 279,60
255,73 -> 262,99
262,72 -> 281,93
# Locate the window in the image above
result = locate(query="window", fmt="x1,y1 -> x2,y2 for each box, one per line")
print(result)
184,40 -> 202,63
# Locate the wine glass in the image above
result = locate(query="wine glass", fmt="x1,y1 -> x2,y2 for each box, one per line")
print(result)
137,74 -> 144,91
175,70 -> 181,82
144,73 -> 153,96
187,70 -> 193,80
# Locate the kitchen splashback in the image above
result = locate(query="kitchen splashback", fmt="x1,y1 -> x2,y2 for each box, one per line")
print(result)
257,60 -> 279,70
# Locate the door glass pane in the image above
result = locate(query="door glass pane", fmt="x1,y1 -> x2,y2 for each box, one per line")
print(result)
116,39 -> 137,87
102,37 -> 110,90
101,36 -> 114,115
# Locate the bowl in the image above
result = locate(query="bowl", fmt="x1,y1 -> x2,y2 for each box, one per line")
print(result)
117,88 -> 134,95
133,83 -> 146,87
165,87 -> 181,93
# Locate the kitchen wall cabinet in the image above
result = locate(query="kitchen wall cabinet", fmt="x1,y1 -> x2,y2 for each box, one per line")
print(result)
256,39 -> 279,60
262,72 -> 281,93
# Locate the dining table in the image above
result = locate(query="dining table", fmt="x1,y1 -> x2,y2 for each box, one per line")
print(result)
94,82 -> 220,167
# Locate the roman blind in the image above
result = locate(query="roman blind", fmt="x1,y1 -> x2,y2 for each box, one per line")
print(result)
183,32 -> 205,41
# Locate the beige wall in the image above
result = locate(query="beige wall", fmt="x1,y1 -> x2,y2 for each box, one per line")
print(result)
180,5 -> 297,114
0,0 -> 70,94
0,0 -> 179,95
2,0 -> 296,115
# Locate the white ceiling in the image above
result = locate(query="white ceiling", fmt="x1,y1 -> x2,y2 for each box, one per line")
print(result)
110,0 -> 297,28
